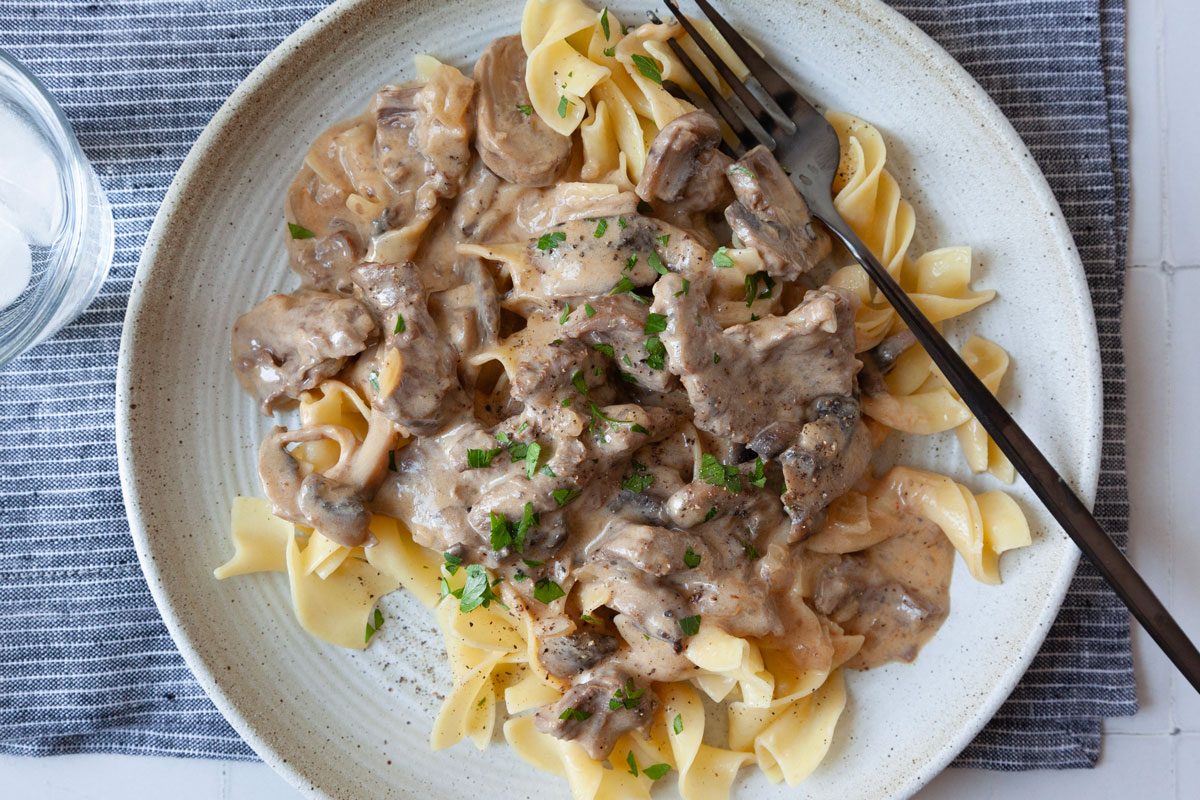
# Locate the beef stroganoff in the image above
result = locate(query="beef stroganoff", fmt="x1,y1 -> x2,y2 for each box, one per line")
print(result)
218,0 -> 1031,795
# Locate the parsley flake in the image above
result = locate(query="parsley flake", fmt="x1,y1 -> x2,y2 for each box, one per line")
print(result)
750,457 -> 766,489
617,216 -> 628,229
364,607 -> 384,643
287,222 -> 315,240
621,460 -> 655,493
673,713 -> 684,735
712,246 -> 734,268
704,506 -> 719,522
524,441 -> 542,480
581,613 -> 600,625
630,53 -> 663,84
560,706 -> 592,722
442,552 -> 462,575
644,763 -> 671,780
458,564 -> 503,613
571,369 -> 589,394
490,512 -> 513,551
644,312 -> 667,334
600,7 -> 611,39
679,615 -> 701,636
537,230 -> 567,251
647,250 -> 668,275
744,270 -> 776,307
609,678 -> 645,711
626,750 -> 639,777
674,277 -> 691,297
584,303 -> 596,317
467,447 -> 502,468
557,95 -> 570,118
603,45 -> 616,57
552,487 -> 581,507
713,352 -> 722,364
594,218 -> 608,238
393,314 -> 406,334
643,335 -> 666,370
516,103 -> 533,116
683,546 -> 701,569
533,577 -> 566,604
699,453 -> 742,493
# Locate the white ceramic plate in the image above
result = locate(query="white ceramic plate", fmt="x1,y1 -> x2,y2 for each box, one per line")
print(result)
116,1 -> 1101,798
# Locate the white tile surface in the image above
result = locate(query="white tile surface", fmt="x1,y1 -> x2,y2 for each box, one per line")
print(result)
4,0 -> 1198,798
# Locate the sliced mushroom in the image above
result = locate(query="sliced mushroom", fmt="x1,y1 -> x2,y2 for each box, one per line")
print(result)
636,111 -> 733,215
297,473 -> 372,547
474,35 -> 571,186
725,144 -> 831,281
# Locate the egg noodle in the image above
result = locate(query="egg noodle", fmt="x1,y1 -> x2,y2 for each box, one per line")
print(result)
218,1 -> 1031,796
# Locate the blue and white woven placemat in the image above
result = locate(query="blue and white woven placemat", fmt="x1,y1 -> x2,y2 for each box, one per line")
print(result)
0,0 -> 1133,769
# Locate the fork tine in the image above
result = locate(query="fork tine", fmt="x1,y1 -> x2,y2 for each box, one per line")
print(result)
689,0 -> 813,120
655,34 -> 760,153
661,0 -> 782,141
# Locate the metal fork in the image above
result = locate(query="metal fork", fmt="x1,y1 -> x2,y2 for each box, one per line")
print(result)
660,0 -> 1200,692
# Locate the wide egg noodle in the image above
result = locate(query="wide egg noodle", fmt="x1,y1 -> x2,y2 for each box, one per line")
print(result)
214,496 -> 293,579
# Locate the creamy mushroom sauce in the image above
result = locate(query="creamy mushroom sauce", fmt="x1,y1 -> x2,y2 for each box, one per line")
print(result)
231,39 -> 954,760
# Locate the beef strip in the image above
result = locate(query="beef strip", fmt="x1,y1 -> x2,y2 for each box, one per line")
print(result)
231,289 -> 376,415
535,663 -> 657,760
725,145 -> 831,281
651,277 -> 860,443
538,631 -> 620,679
351,263 -> 468,435
751,396 -> 873,538
473,35 -> 571,186
561,294 -> 676,392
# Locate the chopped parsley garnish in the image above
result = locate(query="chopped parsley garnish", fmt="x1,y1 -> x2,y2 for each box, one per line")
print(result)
657,234 -> 671,247
683,546 -> 701,569
744,270 -> 776,306
368,370 -> 381,394
581,613 -> 600,625
617,216 -> 628,229
513,569 -> 528,582
749,457 -> 766,489
560,397 -> 571,407
571,368 -> 589,394
588,402 -> 649,437
458,564 -> 503,613
287,222 -> 315,240
621,460 -> 655,493
731,165 -> 755,178
674,277 -> 691,297
603,46 -> 616,57
559,706 -> 592,722
364,608 -> 384,643
540,464 -> 557,477
744,540 -> 761,560
630,53 -> 663,84
626,751 -> 639,777
647,251 -> 668,275
609,678 -> 645,710
522,557 -> 543,568
621,354 -> 633,367
557,95 -> 570,118
600,7 -> 611,39
704,505 -> 718,522
552,487 -> 581,507
516,103 -> 533,116
594,218 -> 608,238
643,763 -> 671,780
490,512 -> 514,551
393,314 -> 406,334
559,303 -> 571,324
699,453 -> 742,493
467,447 -> 502,468
679,614 -> 701,636
713,352 -> 722,364
442,552 -> 462,575
712,246 -> 734,268
533,577 -> 566,604
609,275 -> 648,303
624,254 -> 637,271
584,303 -> 596,317
751,313 -> 761,321
643,335 -> 666,370
592,342 -> 615,358
524,441 -> 542,479
644,313 -> 667,334
672,713 -> 684,735
537,230 -> 567,251
513,508 -> 538,552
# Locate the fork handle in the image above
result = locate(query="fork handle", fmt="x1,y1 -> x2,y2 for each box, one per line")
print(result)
814,207 -> 1200,694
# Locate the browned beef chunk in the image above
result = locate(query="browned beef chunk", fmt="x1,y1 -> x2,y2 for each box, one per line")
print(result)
231,289 -> 376,415
651,278 -> 859,444
561,294 -> 676,392
535,664 -> 657,760
538,631 -> 620,679
352,263 -> 467,435
725,145 -> 831,280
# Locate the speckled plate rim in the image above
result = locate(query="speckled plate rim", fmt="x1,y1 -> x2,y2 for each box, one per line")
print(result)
116,1 -> 1099,798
